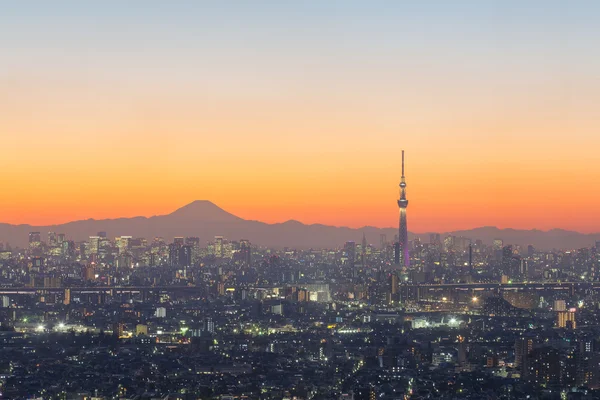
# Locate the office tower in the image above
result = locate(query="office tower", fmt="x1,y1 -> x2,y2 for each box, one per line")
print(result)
116,236 -> 132,254
214,236 -> 224,257
97,231 -> 107,238
380,234 -> 387,249
443,235 -> 455,252
502,245 -> 514,273
527,245 -> 535,257
390,273 -> 398,296
88,236 -> 100,255
554,300 -> 566,311
493,239 -> 503,250
62,240 -> 74,258
361,233 -> 367,268
185,236 -> 201,262
519,259 -> 528,276
29,232 -> 42,249
239,239 -> 252,266
344,241 -> 356,269
397,150 -> 409,266
203,317 -> 215,333
57,233 -> 65,244
168,243 -> 180,267
469,243 -> 473,274
515,337 -> 534,373
493,239 -> 503,261
179,245 -> 192,267
430,233 -> 441,250
173,237 -> 184,247
116,253 -> 132,269
47,232 -> 57,247
557,311 -> 577,329
388,273 -> 398,304
155,307 -> 167,318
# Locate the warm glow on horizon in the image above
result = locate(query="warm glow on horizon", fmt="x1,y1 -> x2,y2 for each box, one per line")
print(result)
1,2 -> 599,233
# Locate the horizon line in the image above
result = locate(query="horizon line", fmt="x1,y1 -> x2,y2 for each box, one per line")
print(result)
0,199 -> 598,236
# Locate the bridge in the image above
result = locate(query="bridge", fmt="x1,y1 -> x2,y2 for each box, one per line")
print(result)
0,281 -> 596,296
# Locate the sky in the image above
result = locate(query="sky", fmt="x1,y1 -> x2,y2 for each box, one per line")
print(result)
1,1 -> 599,233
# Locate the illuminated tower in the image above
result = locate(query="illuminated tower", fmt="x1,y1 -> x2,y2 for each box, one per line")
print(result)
397,150 -> 409,266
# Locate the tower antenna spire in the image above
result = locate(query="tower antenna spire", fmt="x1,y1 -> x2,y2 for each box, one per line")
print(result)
402,150 -> 405,177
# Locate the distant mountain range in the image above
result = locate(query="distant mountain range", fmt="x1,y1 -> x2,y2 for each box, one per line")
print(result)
0,200 -> 598,250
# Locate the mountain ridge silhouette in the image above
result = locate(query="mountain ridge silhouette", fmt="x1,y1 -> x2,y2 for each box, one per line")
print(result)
0,200 -> 598,250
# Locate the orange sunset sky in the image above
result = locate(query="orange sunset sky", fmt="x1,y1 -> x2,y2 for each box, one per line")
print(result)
1,2 -> 599,233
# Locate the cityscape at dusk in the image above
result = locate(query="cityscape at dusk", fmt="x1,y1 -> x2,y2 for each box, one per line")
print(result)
2,2 -> 600,400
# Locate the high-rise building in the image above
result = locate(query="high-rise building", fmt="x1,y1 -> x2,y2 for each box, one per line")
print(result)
430,233 -> 441,249
554,299 -> 566,312
557,311 -> 577,329
88,236 -> 101,255
185,237 -> 201,262
361,233 -> 367,268
397,150 -> 409,266
29,232 -> 42,249
62,240 -> 74,258
168,243 -> 180,267
203,317 -> 215,333
515,336 -> 534,373
179,245 -> 192,267
388,273 -> 398,304
47,232 -> 57,247
343,241 -> 356,269
116,236 -> 132,254
214,236 -> 224,257
380,234 -> 387,249
239,239 -> 252,266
